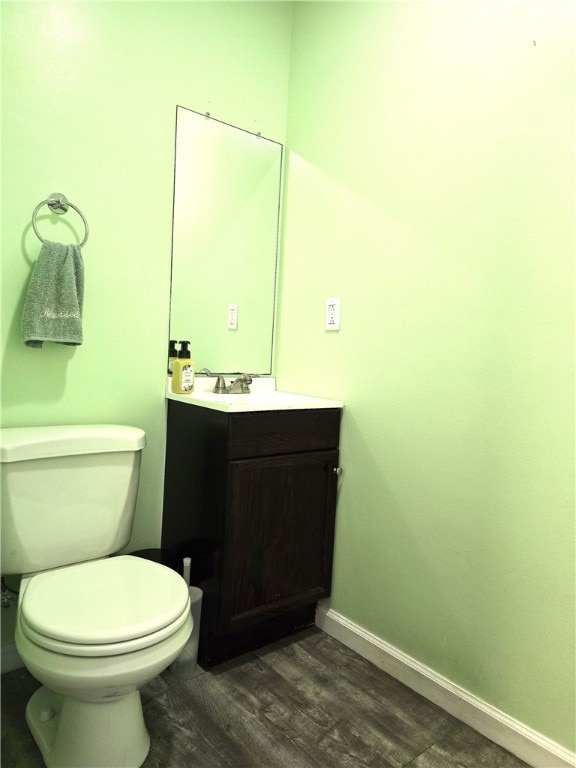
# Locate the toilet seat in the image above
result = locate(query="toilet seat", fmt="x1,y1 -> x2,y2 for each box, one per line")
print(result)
20,556 -> 191,657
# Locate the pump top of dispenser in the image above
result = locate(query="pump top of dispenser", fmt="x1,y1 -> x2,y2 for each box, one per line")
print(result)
167,340 -> 178,375
178,341 -> 191,359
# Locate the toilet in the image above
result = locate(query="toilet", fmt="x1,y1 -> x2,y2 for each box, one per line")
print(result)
0,425 -> 193,768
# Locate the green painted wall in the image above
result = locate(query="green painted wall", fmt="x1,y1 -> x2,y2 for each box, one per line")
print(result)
1,0 -> 291,543
276,1 -> 574,751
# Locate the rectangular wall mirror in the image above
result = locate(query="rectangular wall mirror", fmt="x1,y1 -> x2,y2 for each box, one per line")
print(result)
169,106 -> 283,375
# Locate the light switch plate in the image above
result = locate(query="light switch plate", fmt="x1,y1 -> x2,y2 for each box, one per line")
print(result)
325,297 -> 341,331
227,303 -> 238,330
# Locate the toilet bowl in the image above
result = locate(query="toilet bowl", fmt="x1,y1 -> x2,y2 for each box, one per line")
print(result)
15,556 -> 192,768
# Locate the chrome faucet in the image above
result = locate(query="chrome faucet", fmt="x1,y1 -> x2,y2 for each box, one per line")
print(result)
226,374 -> 252,394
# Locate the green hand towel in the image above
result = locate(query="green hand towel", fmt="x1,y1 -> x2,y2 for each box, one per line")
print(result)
21,241 -> 84,347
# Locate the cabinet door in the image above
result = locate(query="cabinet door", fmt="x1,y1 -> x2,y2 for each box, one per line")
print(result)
219,450 -> 339,631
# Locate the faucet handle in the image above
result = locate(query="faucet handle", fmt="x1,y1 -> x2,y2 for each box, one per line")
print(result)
238,374 -> 252,392
226,373 -> 252,394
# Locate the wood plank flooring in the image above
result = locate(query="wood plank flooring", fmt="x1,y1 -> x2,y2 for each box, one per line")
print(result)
1,628 -> 530,768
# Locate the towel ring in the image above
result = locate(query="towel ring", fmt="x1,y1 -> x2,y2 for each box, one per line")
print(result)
31,193 -> 89,247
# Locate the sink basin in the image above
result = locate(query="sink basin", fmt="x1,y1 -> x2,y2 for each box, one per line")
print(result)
166,377 -> 342,413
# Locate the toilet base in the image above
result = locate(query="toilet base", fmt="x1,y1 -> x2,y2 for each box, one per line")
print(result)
26,685 -> 150,768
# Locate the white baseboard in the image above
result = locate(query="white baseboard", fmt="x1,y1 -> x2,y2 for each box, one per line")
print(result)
1,640 -> 23,674
315,604 -> 575,768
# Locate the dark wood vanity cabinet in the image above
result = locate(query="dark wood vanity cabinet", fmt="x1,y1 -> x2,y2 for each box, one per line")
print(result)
162,400 -> 342,667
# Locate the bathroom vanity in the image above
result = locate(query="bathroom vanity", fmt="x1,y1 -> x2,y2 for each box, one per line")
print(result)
162,379 -> 343,668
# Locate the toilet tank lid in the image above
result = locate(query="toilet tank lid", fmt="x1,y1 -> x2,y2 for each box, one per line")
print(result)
0,425 -> 146,463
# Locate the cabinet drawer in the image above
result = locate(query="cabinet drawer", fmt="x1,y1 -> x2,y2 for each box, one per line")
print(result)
227,408 -> 341,459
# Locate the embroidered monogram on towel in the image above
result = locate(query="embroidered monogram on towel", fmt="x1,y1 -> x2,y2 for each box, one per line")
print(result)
21,240 -> 85,348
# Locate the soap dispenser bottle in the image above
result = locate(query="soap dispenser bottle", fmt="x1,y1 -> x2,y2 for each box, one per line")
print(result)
172,340 -> 194,394
167,340 -> 178,375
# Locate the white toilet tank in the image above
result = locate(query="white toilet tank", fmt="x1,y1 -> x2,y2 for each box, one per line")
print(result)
0,425 -> 146,575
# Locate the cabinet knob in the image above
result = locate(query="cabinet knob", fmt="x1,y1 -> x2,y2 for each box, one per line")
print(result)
333,467 -> 343,476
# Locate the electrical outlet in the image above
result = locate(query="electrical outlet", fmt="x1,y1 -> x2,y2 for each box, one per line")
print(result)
227,303 -> 238,330
325,297 -> 341,331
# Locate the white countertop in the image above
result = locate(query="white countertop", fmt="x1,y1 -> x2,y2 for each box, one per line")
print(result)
166,377 -> 343,413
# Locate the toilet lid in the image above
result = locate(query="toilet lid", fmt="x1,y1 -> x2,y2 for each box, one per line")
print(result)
21,556 -> 190,649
